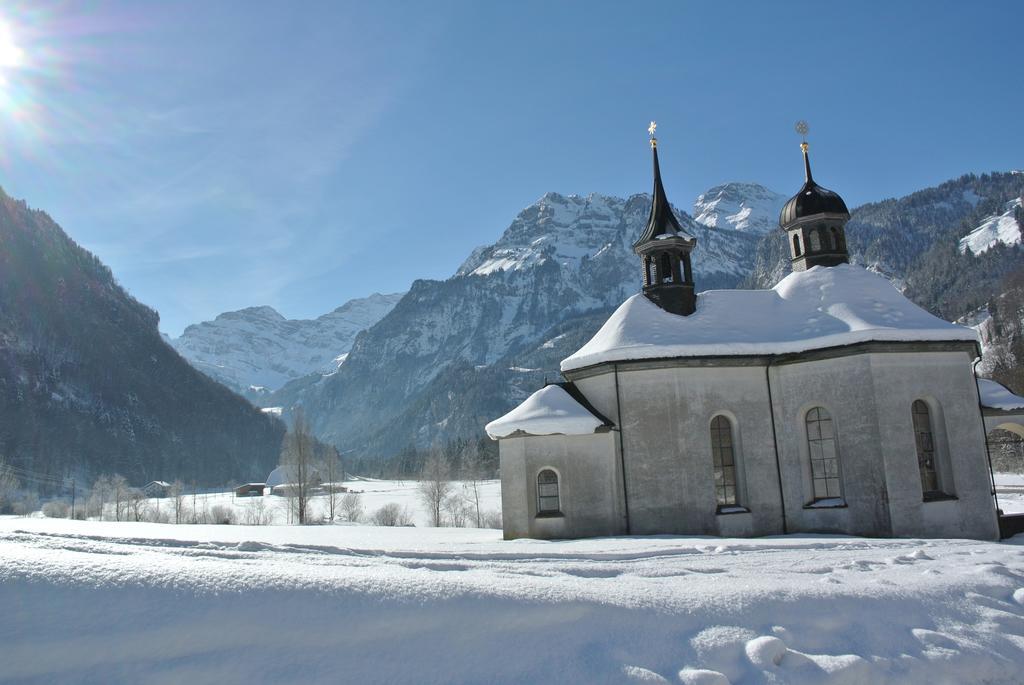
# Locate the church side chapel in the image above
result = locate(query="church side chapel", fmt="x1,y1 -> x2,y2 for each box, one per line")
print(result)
487,122 -> 1022,542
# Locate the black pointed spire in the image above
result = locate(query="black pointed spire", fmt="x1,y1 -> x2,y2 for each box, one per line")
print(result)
802,141 -> 814,183
633,129 -> 693,248
632,122 -> 697,316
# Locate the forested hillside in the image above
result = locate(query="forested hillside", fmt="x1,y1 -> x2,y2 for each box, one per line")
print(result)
0,189 -> 285,488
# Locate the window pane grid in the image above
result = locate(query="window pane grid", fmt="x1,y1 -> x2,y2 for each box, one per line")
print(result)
806,407 -> 842,500
537,470 -> 560,514
711,416 -> 738,506
912,401 -> 939,494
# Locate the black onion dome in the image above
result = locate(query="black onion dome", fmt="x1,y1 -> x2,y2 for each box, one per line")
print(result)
779,144 -> 850,227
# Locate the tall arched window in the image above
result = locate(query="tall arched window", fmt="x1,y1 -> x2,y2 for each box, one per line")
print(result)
829,226 -> 839,251
711,416 -> 738,507
806,407 -> 842,500
912,400 -> 939,495
793,234 -> 803,257
659,253 -> 673,283
537,469 -> 560,514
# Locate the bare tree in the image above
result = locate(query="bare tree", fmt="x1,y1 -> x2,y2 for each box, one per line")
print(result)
280,409 -> 319,525
127,488 -> 146,522
371,502 -> 414,527
88,475 -> 112,519
169,480 -> 185,524
340,492 -> 364,523
418,450 -> 452,527
319,446 -> 343,522
460,445 -> 486,528
242,497 -> 274,525
0,459 -> 20,514
110,474 -> 129,521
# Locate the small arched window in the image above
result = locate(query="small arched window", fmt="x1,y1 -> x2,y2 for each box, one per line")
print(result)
809,228 -> 822,252
711,416 -> 738,507
659,253 -> 673,284
912,400 -> 939,495
806,407 -> 842,500
829,226 -> 840,251
537,469 -> 560,514
793,234 -> 803,257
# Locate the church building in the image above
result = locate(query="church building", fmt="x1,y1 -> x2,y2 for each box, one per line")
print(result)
487,124 -> 1024,541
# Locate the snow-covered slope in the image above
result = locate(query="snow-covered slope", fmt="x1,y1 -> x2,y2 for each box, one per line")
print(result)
693,182 -> 786,235
959,197 -> 1023,255
5,518 -> 1024,684
171,293 -> 403,393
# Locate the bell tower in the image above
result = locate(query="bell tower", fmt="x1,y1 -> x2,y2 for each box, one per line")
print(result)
779,121 -> 851,272
632,122 -> 697,316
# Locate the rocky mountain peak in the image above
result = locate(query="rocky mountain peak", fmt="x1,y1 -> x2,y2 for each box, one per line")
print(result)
693,182 -> 786,234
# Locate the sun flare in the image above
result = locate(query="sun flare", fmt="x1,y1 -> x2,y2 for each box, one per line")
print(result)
0,19 -> 24,70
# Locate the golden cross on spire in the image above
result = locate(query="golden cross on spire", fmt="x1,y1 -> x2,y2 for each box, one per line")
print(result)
648,120 -> 657,148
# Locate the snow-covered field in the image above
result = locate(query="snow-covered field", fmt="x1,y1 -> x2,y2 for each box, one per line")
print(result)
149,478 -> 502,528
4,512 -> 1024,684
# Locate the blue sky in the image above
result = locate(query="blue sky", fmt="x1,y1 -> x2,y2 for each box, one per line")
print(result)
0,1 -> 1020,335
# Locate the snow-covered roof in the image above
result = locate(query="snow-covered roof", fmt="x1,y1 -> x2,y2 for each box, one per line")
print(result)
485,385 -> 606,439
978,378 -> 1024,411
562,264 -> 979,372
266,465 -> 319,488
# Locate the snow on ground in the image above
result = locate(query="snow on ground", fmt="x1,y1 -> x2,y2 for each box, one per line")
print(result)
145,478 -> 502,528
996,472 -> 1024,515
5,514 -> 1024,684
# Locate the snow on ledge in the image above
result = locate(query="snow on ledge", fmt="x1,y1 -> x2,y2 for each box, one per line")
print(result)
978,378 -> 1024,411
486,385 -> 605,439
562,264 -> 979,372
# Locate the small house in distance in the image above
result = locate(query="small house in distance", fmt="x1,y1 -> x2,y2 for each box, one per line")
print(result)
142,481 -> 171,498
487,123 -> 1019,542
235,483 -> 265,497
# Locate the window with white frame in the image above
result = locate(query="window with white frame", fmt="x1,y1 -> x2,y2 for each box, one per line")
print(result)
537,469 -> 560,515
806,407 -> 842,500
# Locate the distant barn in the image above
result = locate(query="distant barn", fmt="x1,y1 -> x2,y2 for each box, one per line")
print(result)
142,481 -> 171,498
235,483 -> 265,497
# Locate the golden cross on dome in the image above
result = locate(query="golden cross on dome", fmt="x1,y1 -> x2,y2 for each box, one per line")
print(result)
795,120 -> 809,152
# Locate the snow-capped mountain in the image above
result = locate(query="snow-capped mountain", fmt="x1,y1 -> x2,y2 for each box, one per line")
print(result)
693,182 -> 787,234
959,196 -> 1023,255
170,292 -> 403,394
273,191 -> 762,455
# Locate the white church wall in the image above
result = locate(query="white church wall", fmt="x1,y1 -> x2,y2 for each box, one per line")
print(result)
499,432 -> 623,540
867,351 -> 998,540
611,364 -> 785,536
772,354 -> 896,536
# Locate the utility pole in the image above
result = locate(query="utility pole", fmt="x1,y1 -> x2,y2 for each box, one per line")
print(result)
70,477 -> 75,520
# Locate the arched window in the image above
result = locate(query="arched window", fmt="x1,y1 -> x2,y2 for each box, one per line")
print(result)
806,407 -> 842,500
537,469 -> 560,514
659,253 -> 673,283
809,228 -> 821,252
829,226 -> 839,251
793,234 -> 803,257
711,416 -> 738,507
912,400 -> 939,495
644,257 -> 654,286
